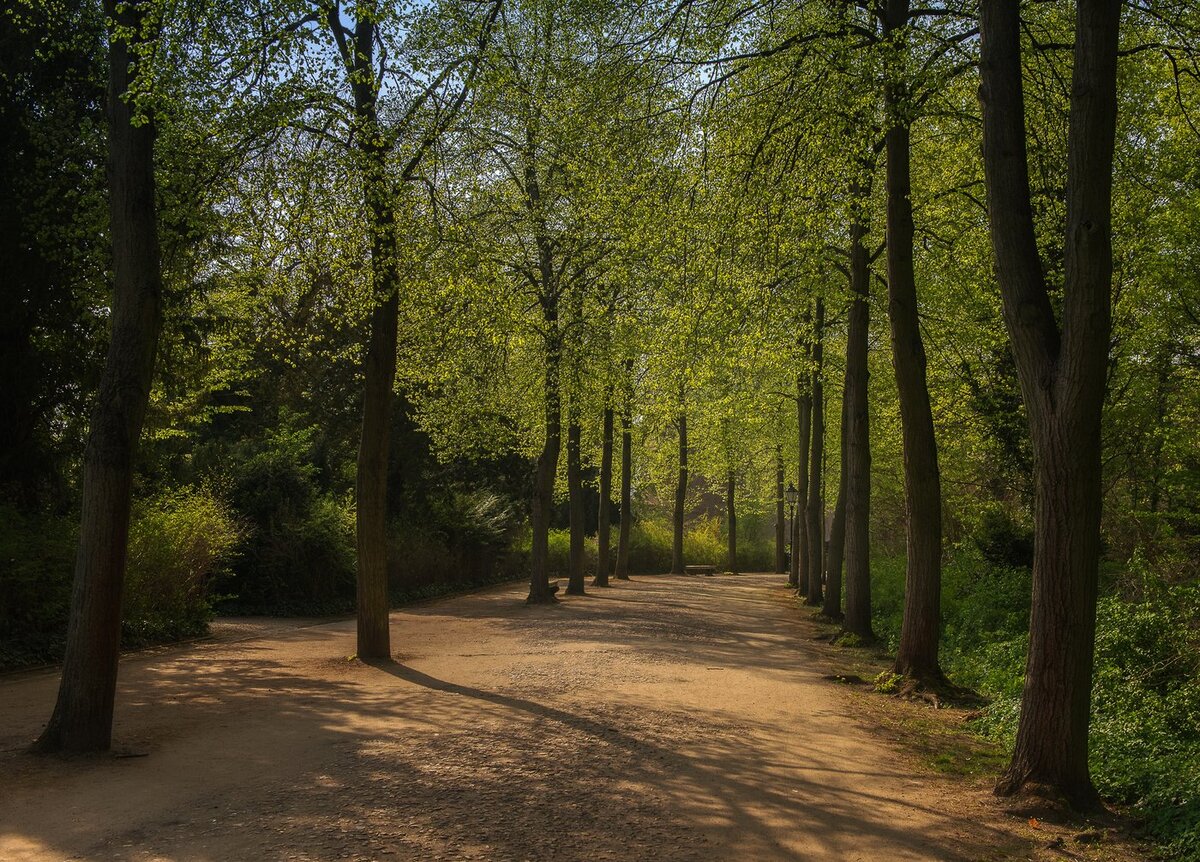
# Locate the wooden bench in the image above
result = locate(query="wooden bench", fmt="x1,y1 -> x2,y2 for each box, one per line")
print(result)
684,565 -> 717,577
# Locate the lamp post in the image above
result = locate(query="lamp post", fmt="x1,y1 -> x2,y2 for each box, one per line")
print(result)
784,482 -> 798,574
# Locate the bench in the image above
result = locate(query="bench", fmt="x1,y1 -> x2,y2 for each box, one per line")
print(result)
684,565 -> 717,577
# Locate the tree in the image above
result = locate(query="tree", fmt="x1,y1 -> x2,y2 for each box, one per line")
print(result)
840,178 -> 875,638
805,298 -> 826,606
323,0 -> 499,655
36,0 -> 165,753
978,0 -> 1121,807
592,400 -> 615,586
879,0 -> 950,685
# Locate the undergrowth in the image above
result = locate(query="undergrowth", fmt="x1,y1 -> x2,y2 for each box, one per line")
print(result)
870,537 -> 1200,858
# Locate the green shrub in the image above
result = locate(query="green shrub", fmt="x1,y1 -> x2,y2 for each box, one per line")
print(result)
230,491 -> 356,614
626,519 -> 673,573
1089,584 -> 1200,857
218,426 -> 357,614
388,490 -> 522,594
969,503 -> 1034,570
0,505 -> 75,669
122,488 -> 243,646
683,516 -> 725,566
871,545 -> 1199,855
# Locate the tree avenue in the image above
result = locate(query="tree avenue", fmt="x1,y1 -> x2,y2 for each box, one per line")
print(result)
5,0 -> 1200,853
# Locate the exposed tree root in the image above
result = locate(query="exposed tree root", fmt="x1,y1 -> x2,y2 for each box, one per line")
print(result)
888,671 -> 985,709
525,581 -> 560,604
994,771 -> 1105,816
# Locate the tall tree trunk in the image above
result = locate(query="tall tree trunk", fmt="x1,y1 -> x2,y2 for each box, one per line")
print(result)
335,9 -> 401,660
823,392 -> 848,619
614,407 -> 633,580
671,412 -> 687,574
355,290 -> 397,659
843,188 -> 875,641
354,136 -> 400,660
882,0 -> 944,682
35,0 -> 163,753
793,374 -> 812,590
528,342 -> 561,603
774,447 -> 786,574
593,404 -> 614,586
979,0 -> 1118,807
566,416 -> 585,595
726,471 -> 737,574
806,299 -> 826,606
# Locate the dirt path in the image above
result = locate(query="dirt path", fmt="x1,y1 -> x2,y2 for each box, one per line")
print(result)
0,574 -> 1052,861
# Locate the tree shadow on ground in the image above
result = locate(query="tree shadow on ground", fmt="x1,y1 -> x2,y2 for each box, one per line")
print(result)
0,573 -> 1033,861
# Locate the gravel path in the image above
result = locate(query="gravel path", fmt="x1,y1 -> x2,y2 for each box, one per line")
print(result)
0,573 -> 1038,861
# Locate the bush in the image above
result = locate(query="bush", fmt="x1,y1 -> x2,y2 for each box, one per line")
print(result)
626,519 -> 673,573
871,545 -> 1200,856
0,505 -> 75,669
218,426 -> 357,614
1,490 -> 243,669
970,503 -> 1034,570
683,516 -> 726,566
1090,584 -> 1200,857
122,488 -> 243,646
389,489 -> 522,594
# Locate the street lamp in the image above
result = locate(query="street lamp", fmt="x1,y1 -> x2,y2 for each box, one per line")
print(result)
784,482 -> 798,573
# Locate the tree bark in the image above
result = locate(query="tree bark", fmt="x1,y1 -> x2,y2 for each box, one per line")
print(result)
823,391 -> 848,620
793,374 -> 812,590
614,406 -> 633,580
355,289 -> 397,659
671,412 -> 687,574
882,0 -> 944,682
35,0 -> 163,753
592,404 -> 614,586
528,337 -> 561,603
726,471 -> 737,574
328,7 -> 404,660
566,416 -> 585,595
843,188 -> 875,641
774,447 -> 786,574
979,0 -> 1119,808
806,299 -> 826,606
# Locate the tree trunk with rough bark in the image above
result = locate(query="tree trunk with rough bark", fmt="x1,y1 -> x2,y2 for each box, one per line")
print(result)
774,448 -> 786,574
726,472 -> 737,574
806,299 -> 826,606
794,375 -> 812,591
528,341 -> 561,603
614,407 -> 633,580
335,7 -> 405,660
843,190 -> 875,641
567,417 -> 585,595
882,0 -> 944,682
593,404 -> 614,586
36,0 -> 163,753
355,287 -> 398,660
671,412 -> 687,574
979,0 -> 1119,808
824,392 -> 848,620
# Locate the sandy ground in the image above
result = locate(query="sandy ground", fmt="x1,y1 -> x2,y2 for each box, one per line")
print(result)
0,574 -> 1118,861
